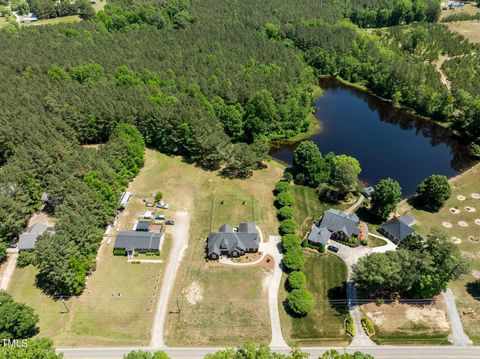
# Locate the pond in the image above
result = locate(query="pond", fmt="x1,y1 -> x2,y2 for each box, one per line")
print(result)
271,78 -> 476,197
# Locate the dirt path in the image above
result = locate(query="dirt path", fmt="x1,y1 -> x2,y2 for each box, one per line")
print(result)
345,195 -> 365,214
436,55 -> 453,91
0,251 -> 18,291
150,210 -> 190,348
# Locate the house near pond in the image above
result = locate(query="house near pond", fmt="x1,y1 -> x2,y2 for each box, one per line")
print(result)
18,223 -> 52,251
114,231 -> 164,256
379,214 -> 415,244
207,222 -> 259,260
308,209 -> 361,246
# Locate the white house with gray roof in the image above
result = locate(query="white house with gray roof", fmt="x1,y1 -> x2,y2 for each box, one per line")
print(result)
207,222 -> 259,260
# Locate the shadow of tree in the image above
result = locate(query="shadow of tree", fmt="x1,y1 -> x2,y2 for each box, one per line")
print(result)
356,206 -> 382,225
466,281 -> 480,300
327,283 -> 349,315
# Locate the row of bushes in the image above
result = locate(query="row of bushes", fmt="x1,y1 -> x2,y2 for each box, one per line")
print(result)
345,315 -> 355,337
275,176 -> 315,317
361,317 -> 375,337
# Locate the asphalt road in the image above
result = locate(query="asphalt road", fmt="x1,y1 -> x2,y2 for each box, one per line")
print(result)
58,345 -> 480,359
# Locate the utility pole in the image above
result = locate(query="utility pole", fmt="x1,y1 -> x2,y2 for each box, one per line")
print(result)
60,296 -> 70,313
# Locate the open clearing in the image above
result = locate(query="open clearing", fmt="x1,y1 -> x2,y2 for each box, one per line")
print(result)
24,15 -> 82,26
148,150 -> 283,346
406,163 -> 480,343
92,0 -> 107,12
280,251 -> 350,346
440,4 -> 480,20
362,298 -> 451,345
446,20 -> 480,43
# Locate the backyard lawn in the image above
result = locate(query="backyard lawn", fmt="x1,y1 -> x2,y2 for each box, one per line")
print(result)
280,251 -> 350,346
404,163 -> 480,343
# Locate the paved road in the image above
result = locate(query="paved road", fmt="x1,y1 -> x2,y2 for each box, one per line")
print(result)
150,211 -> 190,348
443,288 -> 472,346
58,345 -> 480,359
0,252 -> 18,291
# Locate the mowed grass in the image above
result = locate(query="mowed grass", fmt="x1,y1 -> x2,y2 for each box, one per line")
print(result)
280,252 -> 350,346
9,237 -> 172,346
405,163 -> 480,342
291,185 -> 348,238
24,15 -> 82,26
133,150 -> 284,346
446,21 -> 480,43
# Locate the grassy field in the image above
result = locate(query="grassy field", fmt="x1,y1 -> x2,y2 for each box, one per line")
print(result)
280,251 -> 350,346
402,163 -> 480,342
0,17 -> 7,28
133,151 -> 284,346
9,236 -> 172,346
24,15 -> 82,26
367,236 -> 387,248
290,185 -> 348,239
446,20 -> 480,43
362,298 -> 451,345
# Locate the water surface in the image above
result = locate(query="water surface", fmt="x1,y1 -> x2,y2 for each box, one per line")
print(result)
271,78 -> 475,196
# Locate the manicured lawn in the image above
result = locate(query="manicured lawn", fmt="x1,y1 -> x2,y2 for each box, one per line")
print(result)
135,150 -> 283,346
290,185 -> 348,238
367,236 -> 387,248
210,195 -> 257,232
403,163 -> 480,343
280,251 -> 350,346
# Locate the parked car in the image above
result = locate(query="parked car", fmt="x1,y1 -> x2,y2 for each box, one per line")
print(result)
146,202 -> 154,207
156,201 -> 169,209
165,220 -> 175,225
155,214 -> 165,220
327,245 -> 339,253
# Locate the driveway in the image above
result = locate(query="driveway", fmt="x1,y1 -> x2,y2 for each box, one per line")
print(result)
150,211 -> 190,348
443,288 -> 472,346
331,240 -> 396,346
0,252 -> 18,291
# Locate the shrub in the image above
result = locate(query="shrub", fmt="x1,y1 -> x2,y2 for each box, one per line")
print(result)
287,271 -> 307,290
283,248 -> 305,271
361,317 -> 375,336
283,172 -> 294,183
278,206 -> 294,220
276,191 -> 294,207
279,219 -> 298,235
281,234 -> 302,252
274,181 -> 290,194
113,249 -> 126,256
17,251 -> 35,267
154,192 -> 164,203
287,289 -> 315,316
345,315 -> 355,336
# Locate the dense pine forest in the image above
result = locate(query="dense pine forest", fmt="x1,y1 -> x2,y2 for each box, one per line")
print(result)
0,0 -> 479,295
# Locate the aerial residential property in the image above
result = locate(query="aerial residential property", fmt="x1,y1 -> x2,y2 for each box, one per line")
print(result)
207,222 -> 259,260
1,0 -> 480,358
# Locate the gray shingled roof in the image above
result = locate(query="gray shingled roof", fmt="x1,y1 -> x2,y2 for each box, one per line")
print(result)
114,231 -> 163,252
319,209 -> 360,237
18,224 -> 49,250
308,225 -> 331,245
207,222 -> 259,257
380,217 -> 415,242
135,221 -> 151,231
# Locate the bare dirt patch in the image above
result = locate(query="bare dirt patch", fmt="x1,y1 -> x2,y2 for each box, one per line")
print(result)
475,219 -> 480,226
450,208 -> 461,214
457,195 -> 467,201
183,281 -> 204,305
472,193 -> 480,199
446,21 -> 480,44
27,212 -> 54,227
442,221 -> 453,228
465,206 -> 477,213
405,306 -> 450,331
459,221 -> 469,227
451,237 -> 462,244
472,270 -> 480,280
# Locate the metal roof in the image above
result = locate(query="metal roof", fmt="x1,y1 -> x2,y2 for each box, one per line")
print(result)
114,231 -> 163,252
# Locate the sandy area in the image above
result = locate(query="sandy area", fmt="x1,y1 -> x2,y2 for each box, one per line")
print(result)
183,281 -> 204,305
